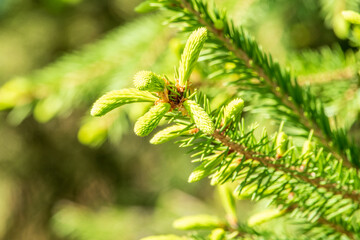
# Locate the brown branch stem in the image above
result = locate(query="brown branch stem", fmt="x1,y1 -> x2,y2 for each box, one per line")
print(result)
212,130 -> 360,203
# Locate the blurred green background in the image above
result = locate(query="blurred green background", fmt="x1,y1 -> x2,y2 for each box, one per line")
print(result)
0,0 -> 359,239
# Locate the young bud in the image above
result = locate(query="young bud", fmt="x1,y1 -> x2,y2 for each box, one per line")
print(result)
275,132 -> 288,158
134,102 -> 171,136
178,27 -> 208,87
91,88 -> 158,117
342,10 -> 360,25
301,140 -> 314,155
133,71 -> 165,92
183,100 -> 215,135
173,215 -> 222,230
150,125 -> 187,145
210,228 -> 226,240
188,168 -> 208,183
223,98 -> 244,125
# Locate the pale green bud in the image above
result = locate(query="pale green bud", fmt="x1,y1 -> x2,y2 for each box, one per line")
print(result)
134,71 -> 165,92
183,100 -> 215,135
334,14 -> 349,39
301,140 -> 314,155
173,215 -> 222,230
178,27 -> 208,87
342,10 -> 360,25
91,88 -> 158,117
150,125 -> 187,145
223,98 -> 244,125
248,209 -> 284,226
210,228 -> 226,240
134,102 -> 171,136
275,132 -> 288,158
140,235 -> 183,240
237,184 -> 257,199
188,168 -> 208,183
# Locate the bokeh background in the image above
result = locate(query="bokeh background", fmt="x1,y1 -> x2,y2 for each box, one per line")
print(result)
0,0 -> 359,239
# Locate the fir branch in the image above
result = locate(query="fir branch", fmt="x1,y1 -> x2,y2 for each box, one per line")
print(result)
212,130 -> 360,203
87,5 -> 360,238
152,0 -> 360,169
285,204 -> 355,240
206,128 -> 360,237
168,90 -> 360,237
161,87 -> 359,237
176,120 -> 360,238
180,0 -> 355,168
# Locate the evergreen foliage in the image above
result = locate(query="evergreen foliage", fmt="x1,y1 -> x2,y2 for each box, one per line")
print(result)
134,71 -> 166,92
154,0 -> 360,169
1,0 -> 360,239
90,0 -> 360,239
178,27 -> 208,88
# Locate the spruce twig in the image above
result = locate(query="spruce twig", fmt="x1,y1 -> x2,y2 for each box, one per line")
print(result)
284,204 -> 355,239
212,130 -> 360,203
176,0 -> 359,170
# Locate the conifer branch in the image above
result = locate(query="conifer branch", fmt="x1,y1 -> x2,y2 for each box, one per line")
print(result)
212,130 -> 360,203
89,6 -> 360,239
176,0 -> 358,170
210,130 -> 359,237
285,204 -> 355,239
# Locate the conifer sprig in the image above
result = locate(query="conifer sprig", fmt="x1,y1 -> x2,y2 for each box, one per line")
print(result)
143,100 -> 360,238
89,3 -> 360,238
211,130 -> 360,203
184,121 -> 360,238
154,92 -> 359,238
146,0 -> 360,169
177,27 -> 208,88
91,28 -> 214,137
